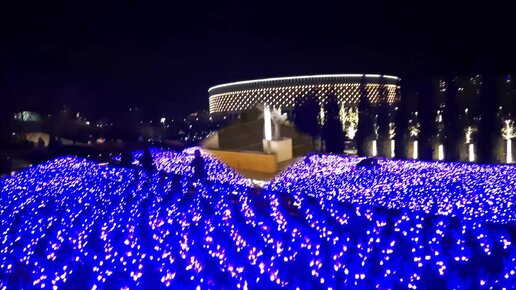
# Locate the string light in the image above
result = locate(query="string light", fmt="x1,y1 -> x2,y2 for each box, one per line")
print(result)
1,150 -> 515,288
209,75 -> 400,114
469,144 -> 475,162
502,120 -> 516,163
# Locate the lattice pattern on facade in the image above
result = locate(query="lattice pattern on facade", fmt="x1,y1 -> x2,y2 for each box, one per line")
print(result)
208,75 -> 400,114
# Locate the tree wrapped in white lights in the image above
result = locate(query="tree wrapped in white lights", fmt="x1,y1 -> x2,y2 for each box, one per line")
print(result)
409,118 -> 420,159
465,126 -> 473,144
270,108 -> 288,140
319,107 -> 325,126
389,122 -> 396,157
465,126 -> 475,162
502,119 -> 516,163
409,121 -> 420,139
257,104 -> 288,141
341,106 -> 358,140
339,103 -> 346,125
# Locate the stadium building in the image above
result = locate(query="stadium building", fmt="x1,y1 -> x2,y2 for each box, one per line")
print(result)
208,74 -> 401,115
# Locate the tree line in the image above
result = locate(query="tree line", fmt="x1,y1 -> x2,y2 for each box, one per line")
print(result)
293,74 -> 516,164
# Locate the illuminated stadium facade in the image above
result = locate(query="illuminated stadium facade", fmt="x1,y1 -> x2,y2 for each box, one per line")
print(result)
208,74 -> 401,115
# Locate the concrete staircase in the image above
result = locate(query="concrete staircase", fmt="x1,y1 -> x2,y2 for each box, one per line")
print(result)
217,118 -> 313,158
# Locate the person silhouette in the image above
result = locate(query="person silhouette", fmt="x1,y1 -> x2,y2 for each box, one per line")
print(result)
190,149 -> 206,181
139,148 -> 156,174
136,148 -> 157,182
120,151 -> 134,168
37,137 -> 45,149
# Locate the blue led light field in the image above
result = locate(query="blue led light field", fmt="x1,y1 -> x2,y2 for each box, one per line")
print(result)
1,151 -> 515,289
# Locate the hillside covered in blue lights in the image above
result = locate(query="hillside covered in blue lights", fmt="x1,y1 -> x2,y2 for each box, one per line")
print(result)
1,150 -> 515,289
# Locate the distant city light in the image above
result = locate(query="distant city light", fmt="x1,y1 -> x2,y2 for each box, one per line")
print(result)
438,144 -> 444,161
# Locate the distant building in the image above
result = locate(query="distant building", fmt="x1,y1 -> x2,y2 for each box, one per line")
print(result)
13,111 -> 41,122
208,74 -> 401,115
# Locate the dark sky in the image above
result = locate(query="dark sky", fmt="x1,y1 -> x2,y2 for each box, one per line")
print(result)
1,1 -> 514,119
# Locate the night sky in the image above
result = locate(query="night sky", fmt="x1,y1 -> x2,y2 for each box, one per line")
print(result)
1,1 -> 514,119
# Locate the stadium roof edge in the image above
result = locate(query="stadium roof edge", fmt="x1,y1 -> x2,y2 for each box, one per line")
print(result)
208,74 -> 401,93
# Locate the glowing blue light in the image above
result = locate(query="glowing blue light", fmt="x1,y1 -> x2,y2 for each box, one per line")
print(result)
0,152 -> 515,288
